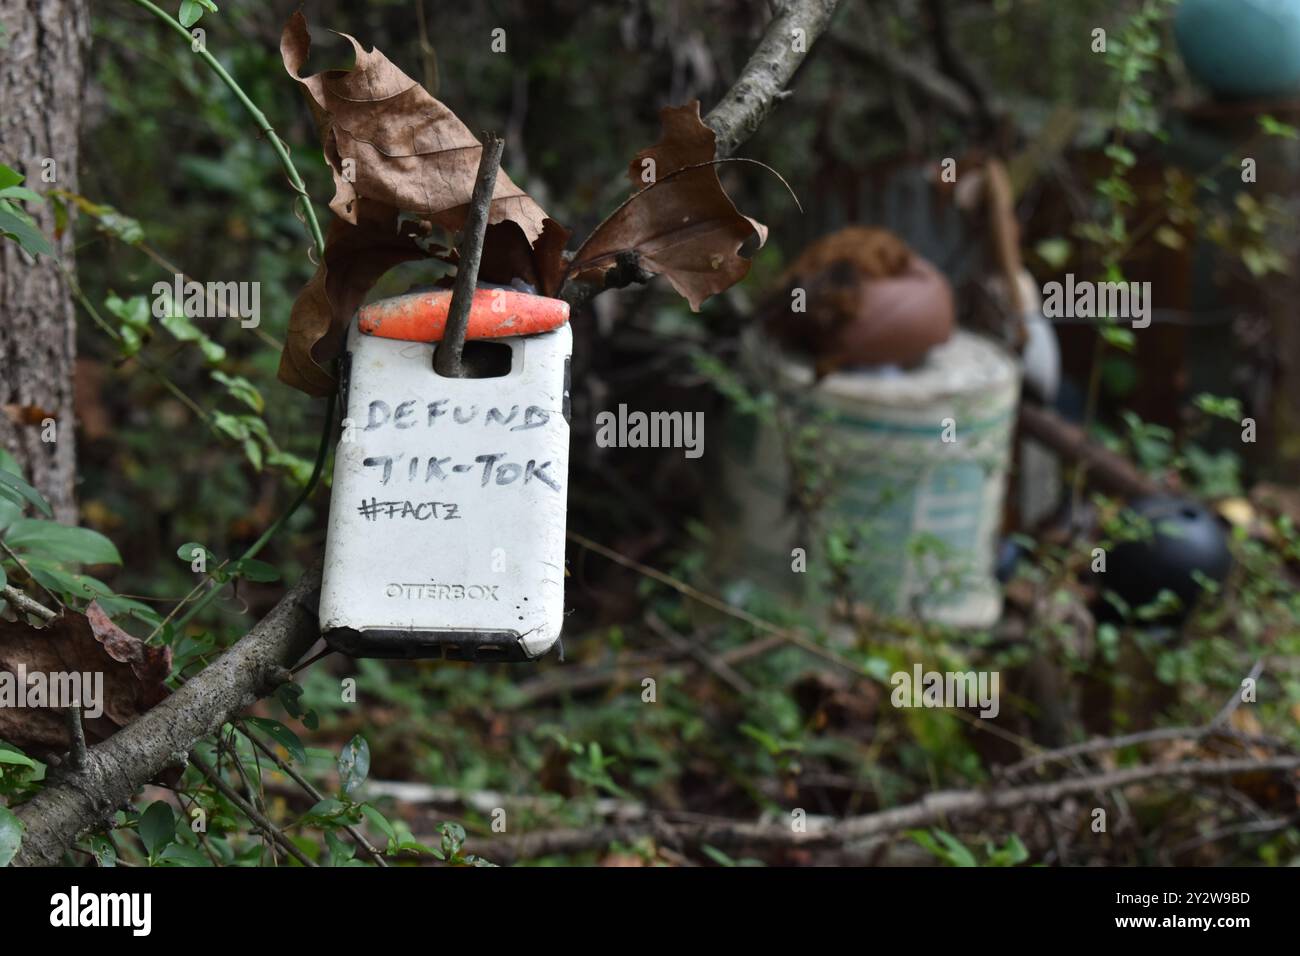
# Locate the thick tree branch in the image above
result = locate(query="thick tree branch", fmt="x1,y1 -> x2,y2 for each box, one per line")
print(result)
12,565 -> 322,866
703,0 -> 843,160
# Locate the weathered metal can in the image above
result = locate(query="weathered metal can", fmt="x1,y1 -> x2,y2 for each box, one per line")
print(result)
319,291 -> 571,661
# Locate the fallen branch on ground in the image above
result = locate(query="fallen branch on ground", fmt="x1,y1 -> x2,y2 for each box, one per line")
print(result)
467,754 -> 1300,863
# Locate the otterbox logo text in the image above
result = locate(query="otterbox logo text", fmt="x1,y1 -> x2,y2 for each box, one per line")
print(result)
385,583 -> 500,601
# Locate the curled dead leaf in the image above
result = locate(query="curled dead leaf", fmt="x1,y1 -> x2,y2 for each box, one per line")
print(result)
2,404 -> 55,427
282,12 -> 546,239
0,602 -> 171,755
278,13 -> 565,395
565,102 -> 770,311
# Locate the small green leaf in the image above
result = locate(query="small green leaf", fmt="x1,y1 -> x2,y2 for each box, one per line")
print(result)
160,310 -> 226,364
338,736 -> 370,796
104,293 -> 151,331
0,746 -> 34,770
0,186 -> 42,203
89,834 -> 116,867
0,806 -> 24,866
157,843 -> 210,866
242,438 -> 263,472
701,844 -> 737,867
1034,237 -> 1072,271
198,337 -> 226,364
179,0 -> 218,28
360,804 -> 396,842
1104,143 -> 1136,168
90,207 -> 143,245
934,830 -> 978,867
0,165 -> 22,190
177,541 -> 216,567
1100,325 -> 1136,352
324,830 -> 355,864
300,798 -> 348,828
3,518 -> 121,565
211,411 -> 250,442
117,324 -> 143,358
23,559 -> 113,602
1259,115 -> 1299,140
276,681 -> 305,717
266,450 -> 313,486
211,371 -> 264,413
139,801 -> 176,858
0,203 -> 52,257
0,469 -> 52,518
244,717 -> 305,764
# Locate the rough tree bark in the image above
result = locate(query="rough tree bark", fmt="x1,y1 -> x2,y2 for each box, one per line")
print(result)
702,0 -> 841,158
0,0 -> 89,522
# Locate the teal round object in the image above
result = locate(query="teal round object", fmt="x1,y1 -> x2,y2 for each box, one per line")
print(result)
1175,0 -> 1300,98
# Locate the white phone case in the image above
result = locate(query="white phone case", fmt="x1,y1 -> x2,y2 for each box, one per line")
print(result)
319,317 -> 571,661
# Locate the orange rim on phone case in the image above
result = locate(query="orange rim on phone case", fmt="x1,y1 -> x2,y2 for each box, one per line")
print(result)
358,288 -> 570,343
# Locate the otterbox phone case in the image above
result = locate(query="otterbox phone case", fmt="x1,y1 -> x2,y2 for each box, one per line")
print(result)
319,309 -> 571,661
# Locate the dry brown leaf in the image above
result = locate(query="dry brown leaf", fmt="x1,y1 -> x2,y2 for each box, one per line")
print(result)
282,12 -> 546,239
2,404 -> 55,427
280,210 -> 430,396
278,13 -> 565,395
566,101 -> 768,311
0,602 -> 171,755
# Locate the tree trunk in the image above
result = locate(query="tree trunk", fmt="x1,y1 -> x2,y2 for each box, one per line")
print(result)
0,0 -> 89,522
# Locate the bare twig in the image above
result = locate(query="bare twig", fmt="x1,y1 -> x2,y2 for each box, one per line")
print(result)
240,721 -> 389,867
434,132 -> 504,378
921,0 -> 994,129
511,634 -> 789,707
998,724 -> 1289,780
1168,813 -> 1300,860
64,706 -> 87,771
830,32 -> 974,118
1,540 -> 66,612
645,611 -> 755,696
1,583 -> 57,621
1212,659 -> 1265,727
414,0 -> 439,97
1017,402 -> 1164,500
470,755 -> 1300,862
192,752 -> 317,867
703,0 -> 844,159
567,529 -> 856,674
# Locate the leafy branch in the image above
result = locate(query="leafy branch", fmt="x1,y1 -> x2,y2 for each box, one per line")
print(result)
124,0 -> 325,259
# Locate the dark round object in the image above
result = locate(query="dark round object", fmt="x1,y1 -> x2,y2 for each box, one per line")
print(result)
1105,496 -> 1233,621
996,536 -> 1028,583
